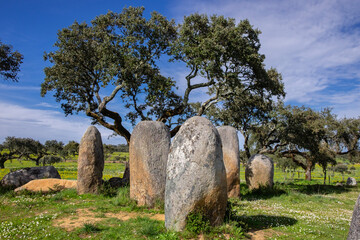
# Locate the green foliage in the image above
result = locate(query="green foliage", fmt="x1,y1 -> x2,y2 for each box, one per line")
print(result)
111,187 -> 137,209
41,6 -> 179,143
62,141 -> 79,159
41,155 -> 62,165
0,40 -> 23,81
185,211 -> 211,234
334,163 -> 348,174
276,157 -> 300,172
179,14 -> 285,149
41,7 -> 289,146
80,223 -> 101,233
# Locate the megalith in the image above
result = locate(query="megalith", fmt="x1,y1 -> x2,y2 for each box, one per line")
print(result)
165,116 -> 227,232
77,126 -> 104,195
348,193 -> 360,240
245,154 -> 274,190
129,121 -> 170,207
218,126 -> 240,198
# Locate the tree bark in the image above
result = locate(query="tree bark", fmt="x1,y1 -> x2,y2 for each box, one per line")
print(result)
0,160 -> 5,169
239,130 -> 251,159
305,163 -> 312,181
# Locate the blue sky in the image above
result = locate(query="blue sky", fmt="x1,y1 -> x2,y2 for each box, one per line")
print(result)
1,0 -> 359,145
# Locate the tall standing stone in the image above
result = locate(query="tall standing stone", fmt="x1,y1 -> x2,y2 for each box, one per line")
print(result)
348,193 -> 360,240
165,116 -> 227,232
77,126 -> 104,195
129,121 -> 170,207
218,126 -> 240,198
245,154 -> 274,190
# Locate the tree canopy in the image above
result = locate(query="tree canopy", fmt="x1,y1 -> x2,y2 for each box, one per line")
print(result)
41,7 -> 285,144
0,137 -> 67,168
0,41 -> 23,82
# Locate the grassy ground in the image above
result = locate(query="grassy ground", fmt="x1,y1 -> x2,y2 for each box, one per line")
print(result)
0,158 -> 359,239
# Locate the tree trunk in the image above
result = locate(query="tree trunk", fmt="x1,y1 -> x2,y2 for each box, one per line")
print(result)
0,160 -> 5,169
244,135 -> 251,159
305,158 -> 313,181
323,168 -> 327,185
305,167 -> 312,181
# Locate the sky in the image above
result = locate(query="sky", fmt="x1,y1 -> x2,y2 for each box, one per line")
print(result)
0,0 -> 359,146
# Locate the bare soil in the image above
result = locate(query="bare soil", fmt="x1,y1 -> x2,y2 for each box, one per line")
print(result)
52,208 -> 164,231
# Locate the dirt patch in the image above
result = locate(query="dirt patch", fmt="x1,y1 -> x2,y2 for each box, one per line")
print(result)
53,208 -> 164,231
248,229 -> 284,240
105,211 -> 164,221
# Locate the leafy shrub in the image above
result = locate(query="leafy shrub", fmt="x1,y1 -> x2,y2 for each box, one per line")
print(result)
186,211 -> 211,234
41,155 -> 62,165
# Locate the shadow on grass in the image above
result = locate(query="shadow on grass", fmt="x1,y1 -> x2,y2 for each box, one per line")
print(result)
0,185 -> 14,196
282,182 -> 353,195
235,214 -> 298,230
240,184 -> 288,201
240,182 -> 354,200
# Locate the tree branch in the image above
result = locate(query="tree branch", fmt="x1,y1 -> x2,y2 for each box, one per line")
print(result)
87,107 -> 131,144
197,88 -> 220,116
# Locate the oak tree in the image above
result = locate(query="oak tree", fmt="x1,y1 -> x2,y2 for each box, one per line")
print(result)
0,41 -> 23,82
42,8 -> 286,146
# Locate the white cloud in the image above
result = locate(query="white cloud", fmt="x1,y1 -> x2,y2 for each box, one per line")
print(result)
0,83 -> 39,91
35,102 -> 58,108
171,0 -> 360,118
0,102 -> 126,144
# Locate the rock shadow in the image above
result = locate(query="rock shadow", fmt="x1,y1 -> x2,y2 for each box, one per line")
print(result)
240,184 -> 287,201
283,182 -> 353,195
235,214 -> 298,231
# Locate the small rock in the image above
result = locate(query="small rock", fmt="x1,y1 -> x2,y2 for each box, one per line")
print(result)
77,126 -> 104,195
1,166 -> 60,189
245,154 -> 274,190
14,178 -> 77,193
218,126 -> 240,198
165,116 -> 227,231
347,177 -> 357,186
129,121 -> 170,207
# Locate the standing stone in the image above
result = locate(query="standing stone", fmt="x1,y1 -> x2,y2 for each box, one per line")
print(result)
165,116 -> 227,231
218,126 -> 240,198
347,177 -> 357,186
1,166 -> 60,189
348,193 -> 360,240
129,121 -> 170,207
245,154 -> 274,190
77,126 -> 104,195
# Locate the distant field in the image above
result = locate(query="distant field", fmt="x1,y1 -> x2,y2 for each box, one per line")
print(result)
1,154 -> 359,185
0,152 -> 129,180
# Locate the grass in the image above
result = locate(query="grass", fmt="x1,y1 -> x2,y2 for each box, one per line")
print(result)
0,158 -> 359,239
0,154 -> 128,180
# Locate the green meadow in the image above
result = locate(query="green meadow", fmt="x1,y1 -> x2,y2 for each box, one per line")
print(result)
0,157 -> 359,239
